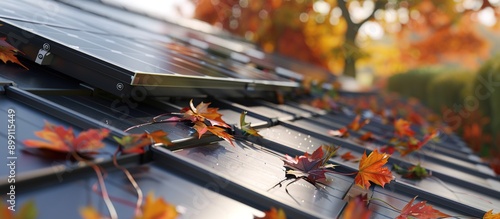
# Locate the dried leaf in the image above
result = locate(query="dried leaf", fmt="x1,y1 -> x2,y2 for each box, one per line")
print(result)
140,193 -> 178,219
206,125 -> 234,146
397,130 -> 438,156
23,121 -> 109,155
80,193 -> 178,219
80,206 -> 103,219
380,145 -> 396,155
394,119 -> 415,138
0,37 -> 28,69
341,194 -> 371,219
396,196 -> 450,219
284,144 -> 339,183
1,200 -> 37,219
255,207 -> 286,219
347,115 -> 370,131
359,132 -> 374,141
341,151 -> 357,161
240,111 -> 261,137
328,127 -> 349,138
355,150 -> 394,189
393,163 -> 429,180
114,130 -> 171,153
182,99 -> 230,128
484,210 -> 500,219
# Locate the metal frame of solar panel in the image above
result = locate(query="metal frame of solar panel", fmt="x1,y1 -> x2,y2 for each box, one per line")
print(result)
1,1 -> 500,219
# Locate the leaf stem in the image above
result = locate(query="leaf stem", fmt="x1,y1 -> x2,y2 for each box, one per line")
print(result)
72,152 -> 117,219
112,148 -> 143,217
369,197 -> 401,212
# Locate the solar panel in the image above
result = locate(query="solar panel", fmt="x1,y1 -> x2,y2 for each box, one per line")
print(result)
0,0 -> 299,98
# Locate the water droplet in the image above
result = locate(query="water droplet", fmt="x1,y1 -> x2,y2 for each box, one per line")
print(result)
216,163 -> 219,166
299,143 -> 302,145
307,147 -> 310,150
307,135 -> 311,138
298,133 -> 302,136
301,200 -> 304,203
304,138 -> 307,141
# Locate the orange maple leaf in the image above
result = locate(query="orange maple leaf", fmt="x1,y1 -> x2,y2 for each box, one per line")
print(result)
396,196 -> 450,219
355,150 -> 394,189
81,193 -> 178,219
347,115 -> 370,131
394,119 -> 415,138
114,130 -> 172,154
255,207 -> 286,219
23,121 -> 109,154
340,151 -> 357,161
484,210 -> 500,219
0,37 -> 28,69
340,194 -> 371,219
206,125 -> 234,146
359,132 -> 374,141
141,193 -> 178,219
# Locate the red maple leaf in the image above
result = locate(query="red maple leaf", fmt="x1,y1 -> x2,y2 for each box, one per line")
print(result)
284,145 -> 339,183
23,121 -> 109,155
396,196 -> 450,219
0,37 -> 28,69
355,150 -> 394,189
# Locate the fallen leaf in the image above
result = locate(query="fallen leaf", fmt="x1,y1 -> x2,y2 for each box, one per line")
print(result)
255,207 -> 286,219
340,194 -> 371,219
182,99 -> 230,128
397,130 -> 438,156
23,121 -> 109,155
240,111 -> 261,137
347,115 -> 370,131
1,200 -> 37,219
355,150 -> 394,189
0,37 -> 28,69
328,127 -> 349,138
81,193 -> 178,219
140,193 -> 178,219
396,196 -> 450,219
80,206 -> 103,219
393,163 -> 429,180
114,130 -> 171,153
380,145 -> 396,154
483,210 -> 500,219
394,119 -> 415,138
206,125 -> 234,146
359,132 -> 374,141
284,144 -> 339,183
341,151 -> 357,161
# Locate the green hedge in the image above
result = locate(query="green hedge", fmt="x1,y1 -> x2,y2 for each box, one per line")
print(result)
388,56 -> 500,152
387,67 -> 470,112
426,70 -> 474,113
473,54 -> 500,136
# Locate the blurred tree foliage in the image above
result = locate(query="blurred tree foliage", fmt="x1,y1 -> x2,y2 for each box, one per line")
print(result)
193,0 -> 499,77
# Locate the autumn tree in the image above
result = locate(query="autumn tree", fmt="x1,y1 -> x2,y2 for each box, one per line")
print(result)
192,0 -> 499,77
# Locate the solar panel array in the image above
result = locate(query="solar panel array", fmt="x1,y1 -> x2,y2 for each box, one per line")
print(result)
0,0 -> 499,219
